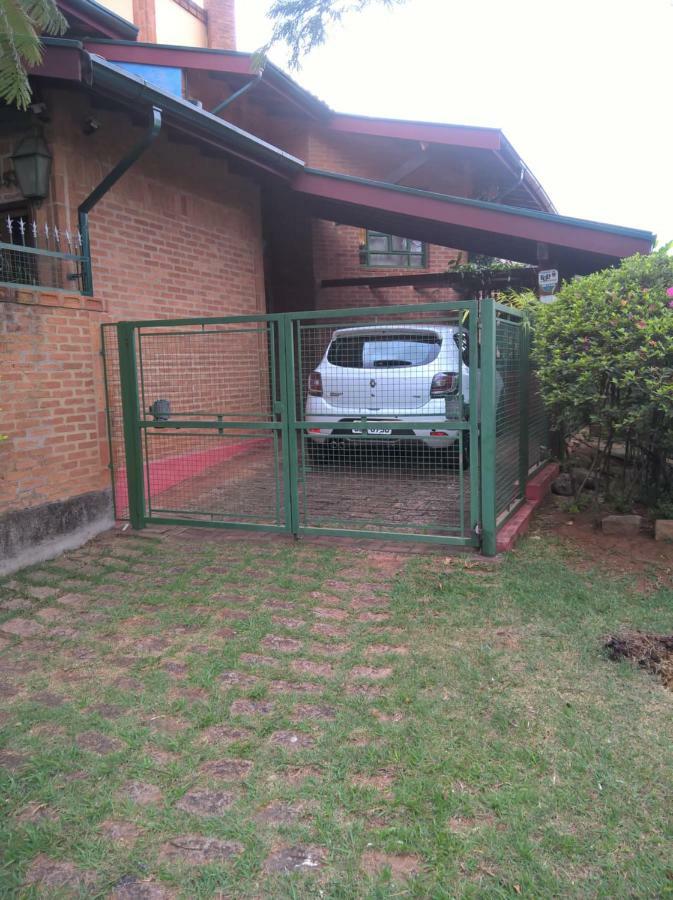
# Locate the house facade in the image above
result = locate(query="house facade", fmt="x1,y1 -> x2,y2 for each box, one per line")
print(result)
0,0 -> 654,572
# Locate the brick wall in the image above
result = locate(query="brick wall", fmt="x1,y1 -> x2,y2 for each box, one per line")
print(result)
132,0 -> 157,41
304,126 -> 469,310
204,0 -> 236,50
0,88 -> 266,524
312,221 -> 464,310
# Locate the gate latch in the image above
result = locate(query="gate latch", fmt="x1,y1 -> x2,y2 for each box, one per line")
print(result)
149,398 -> 171,422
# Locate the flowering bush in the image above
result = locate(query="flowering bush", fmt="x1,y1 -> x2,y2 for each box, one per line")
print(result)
529,246 -> 673,504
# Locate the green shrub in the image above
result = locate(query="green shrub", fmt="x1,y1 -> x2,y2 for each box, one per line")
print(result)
528,247 -> 673,505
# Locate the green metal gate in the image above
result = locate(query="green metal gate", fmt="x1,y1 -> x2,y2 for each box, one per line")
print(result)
102,299 -> 547,554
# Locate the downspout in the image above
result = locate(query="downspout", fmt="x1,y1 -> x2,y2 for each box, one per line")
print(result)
211,70 -> 263,117
78,105 -> 162,295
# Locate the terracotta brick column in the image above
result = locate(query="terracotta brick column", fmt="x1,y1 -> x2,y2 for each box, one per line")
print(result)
132,0 -> 157,42
204,0 -> 236,50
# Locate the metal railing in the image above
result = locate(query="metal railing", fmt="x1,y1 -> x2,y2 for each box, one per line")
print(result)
0,217 -> 89,292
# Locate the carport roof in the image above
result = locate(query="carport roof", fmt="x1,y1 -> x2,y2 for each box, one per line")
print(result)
31,40 -> 655,274
291,169 -> 655,274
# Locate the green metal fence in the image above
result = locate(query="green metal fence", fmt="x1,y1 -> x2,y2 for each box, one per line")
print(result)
103,298 -> 549,554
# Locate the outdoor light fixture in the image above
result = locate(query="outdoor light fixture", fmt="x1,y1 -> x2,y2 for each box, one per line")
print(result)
10,127 -> 53,205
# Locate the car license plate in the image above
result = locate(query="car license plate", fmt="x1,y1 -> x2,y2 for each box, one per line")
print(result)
351,428 -> 392,436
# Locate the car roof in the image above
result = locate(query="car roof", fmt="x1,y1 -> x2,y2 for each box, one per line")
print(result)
330,324 -> 457,338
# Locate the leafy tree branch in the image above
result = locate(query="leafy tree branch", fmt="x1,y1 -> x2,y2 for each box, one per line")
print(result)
0,0 -> 67,109
261,0 -> 407,69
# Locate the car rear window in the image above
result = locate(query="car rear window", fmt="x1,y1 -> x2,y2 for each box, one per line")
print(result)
327,334 -> 442,369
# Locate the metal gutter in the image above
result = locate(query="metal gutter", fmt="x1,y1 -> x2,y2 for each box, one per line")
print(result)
78,106 -> 162,295
497,135 -> 557,213
87,55 -> 306,174
36,40 -> 305,175
299,167 -> 655,243
83,39 -> 331,119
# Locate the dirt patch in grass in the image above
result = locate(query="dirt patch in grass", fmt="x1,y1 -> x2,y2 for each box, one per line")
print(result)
218,670 -> 259,689
120,780 -> 163,806
447,812 -> 497,833
349,666 -> 393,681
314,607 -> 349,621
100,819 -> 143,846
175,787 -> 238,817
366,644 -> 409,657
168,686 -> 209,703
351,770 -> 395,796
110,877 -> 176,899
0,617 -> 45,638
311,622 -> 349,639
159,835 -> 244,866
292,703 -> 336,722
361,850 -> 421,880
1,598 -> 35,612
255,800 -> 306,825
291,659 -> 334,678
240,653 -> 276,667
272,617 -> 306,630
24,855 -> 96,891
357,612 -> 390,624
31,690 -> 66,707
143,714 -> 188,735
605,631 -> 673,689
268,679 -> 323,695
535,500 -> 673,591
230,698 -> 275,716
198,758 -> 254,780
16,803 -> 60,824
75,731 -> 126,755
261,635 -> 303,653
263,845 -> 326,873
114,676 -> 144,692
146,748 -> 182,766
270,730 -> 316,750
310,641 -> 351,657
198,725 -> 253,747
351,597 -> 389,610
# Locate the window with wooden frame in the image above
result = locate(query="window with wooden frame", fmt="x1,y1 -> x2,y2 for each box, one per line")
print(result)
360,231 -> 427,268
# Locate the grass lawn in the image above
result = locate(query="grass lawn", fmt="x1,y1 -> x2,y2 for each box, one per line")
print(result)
1,525 -> 672,898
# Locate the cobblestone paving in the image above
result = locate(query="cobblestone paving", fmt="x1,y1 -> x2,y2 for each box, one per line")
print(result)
0,527 -> 438,898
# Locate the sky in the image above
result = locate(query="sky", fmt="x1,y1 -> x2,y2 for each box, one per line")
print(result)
237,0 -> 672,246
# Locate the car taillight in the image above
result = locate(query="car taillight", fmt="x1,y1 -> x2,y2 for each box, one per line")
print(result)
308,371 -> 323,397
430,372 -> 459,398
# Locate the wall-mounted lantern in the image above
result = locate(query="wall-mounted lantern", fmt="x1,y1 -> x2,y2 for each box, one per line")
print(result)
10,127 -> 53,205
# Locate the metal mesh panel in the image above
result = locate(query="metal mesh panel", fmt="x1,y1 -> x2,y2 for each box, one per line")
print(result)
101,301 -> 554,550
137,324 -> 274,422
101,324 -> 127,519
143,430 -> 285,525
135,323 -> 279,524
528,370 -> 549,473
495,316 -> 522,517
292,307 -> 472,537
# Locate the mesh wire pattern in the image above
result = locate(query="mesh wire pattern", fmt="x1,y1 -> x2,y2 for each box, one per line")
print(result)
100,301 -> 550,544
291,308 -> 471,536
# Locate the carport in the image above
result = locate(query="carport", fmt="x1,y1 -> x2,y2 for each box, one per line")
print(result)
103,140 -> 654,556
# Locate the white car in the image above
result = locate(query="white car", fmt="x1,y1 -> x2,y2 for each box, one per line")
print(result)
304,323 -> 471,463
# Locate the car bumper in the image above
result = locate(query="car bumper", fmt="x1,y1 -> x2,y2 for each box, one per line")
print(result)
304,417 -> 461,448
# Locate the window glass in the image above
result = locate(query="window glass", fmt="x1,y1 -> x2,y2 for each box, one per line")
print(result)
327,334 -> 441,368
362,231 -> 426,268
